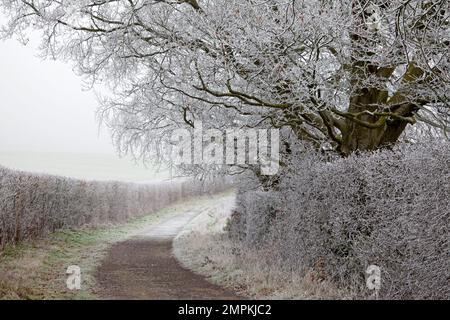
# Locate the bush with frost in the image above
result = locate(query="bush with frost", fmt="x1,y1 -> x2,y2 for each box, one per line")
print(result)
231,142 -> 450,299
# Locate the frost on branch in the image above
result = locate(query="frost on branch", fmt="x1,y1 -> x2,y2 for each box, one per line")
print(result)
0,0 -> 449,162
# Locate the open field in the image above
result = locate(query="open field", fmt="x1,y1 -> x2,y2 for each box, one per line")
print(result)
0,151 -> 170,182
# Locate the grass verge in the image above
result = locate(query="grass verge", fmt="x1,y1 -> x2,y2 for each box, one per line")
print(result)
173,194 -> 350,300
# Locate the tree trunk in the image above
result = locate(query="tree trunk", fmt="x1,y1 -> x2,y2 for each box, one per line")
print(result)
340,92 -> 412,156
340,117 -> 409,156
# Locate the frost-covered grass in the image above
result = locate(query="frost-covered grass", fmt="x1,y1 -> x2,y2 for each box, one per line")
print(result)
176,142 -> 449,300
0,193 -> 229,300
173,194 -> 349,300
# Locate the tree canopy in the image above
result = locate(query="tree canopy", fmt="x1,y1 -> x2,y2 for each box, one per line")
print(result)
1,0 -> 449,162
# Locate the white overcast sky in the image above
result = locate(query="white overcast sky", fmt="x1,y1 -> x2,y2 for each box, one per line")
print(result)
0,16 -> 115,154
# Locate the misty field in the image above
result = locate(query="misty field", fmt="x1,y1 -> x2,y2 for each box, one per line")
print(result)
0,151 -> 169,182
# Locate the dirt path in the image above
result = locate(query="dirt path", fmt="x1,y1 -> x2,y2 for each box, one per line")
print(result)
95,205 -> 239,300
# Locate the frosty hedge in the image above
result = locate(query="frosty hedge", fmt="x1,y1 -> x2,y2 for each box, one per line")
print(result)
230,142 -> 449,299
0,167 -> 229,250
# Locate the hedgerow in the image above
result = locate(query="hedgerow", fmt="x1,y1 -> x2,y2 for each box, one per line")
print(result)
0,166 -> 229,249
230,142 -> 449,299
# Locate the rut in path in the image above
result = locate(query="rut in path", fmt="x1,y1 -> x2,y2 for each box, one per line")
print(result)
95,206 -> 239,300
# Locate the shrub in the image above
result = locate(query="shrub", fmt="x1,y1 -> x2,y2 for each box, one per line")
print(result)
231,142 -> 450,299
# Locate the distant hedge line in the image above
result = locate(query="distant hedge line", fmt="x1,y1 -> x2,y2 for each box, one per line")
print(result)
230,142 -> 450,299
0,166 -> 230,250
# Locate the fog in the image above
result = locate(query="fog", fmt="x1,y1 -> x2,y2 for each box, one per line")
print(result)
0,21 -> 169,181
0,27 -> 114,154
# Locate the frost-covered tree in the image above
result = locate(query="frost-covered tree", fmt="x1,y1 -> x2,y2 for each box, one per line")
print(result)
1,0 -> 449,158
